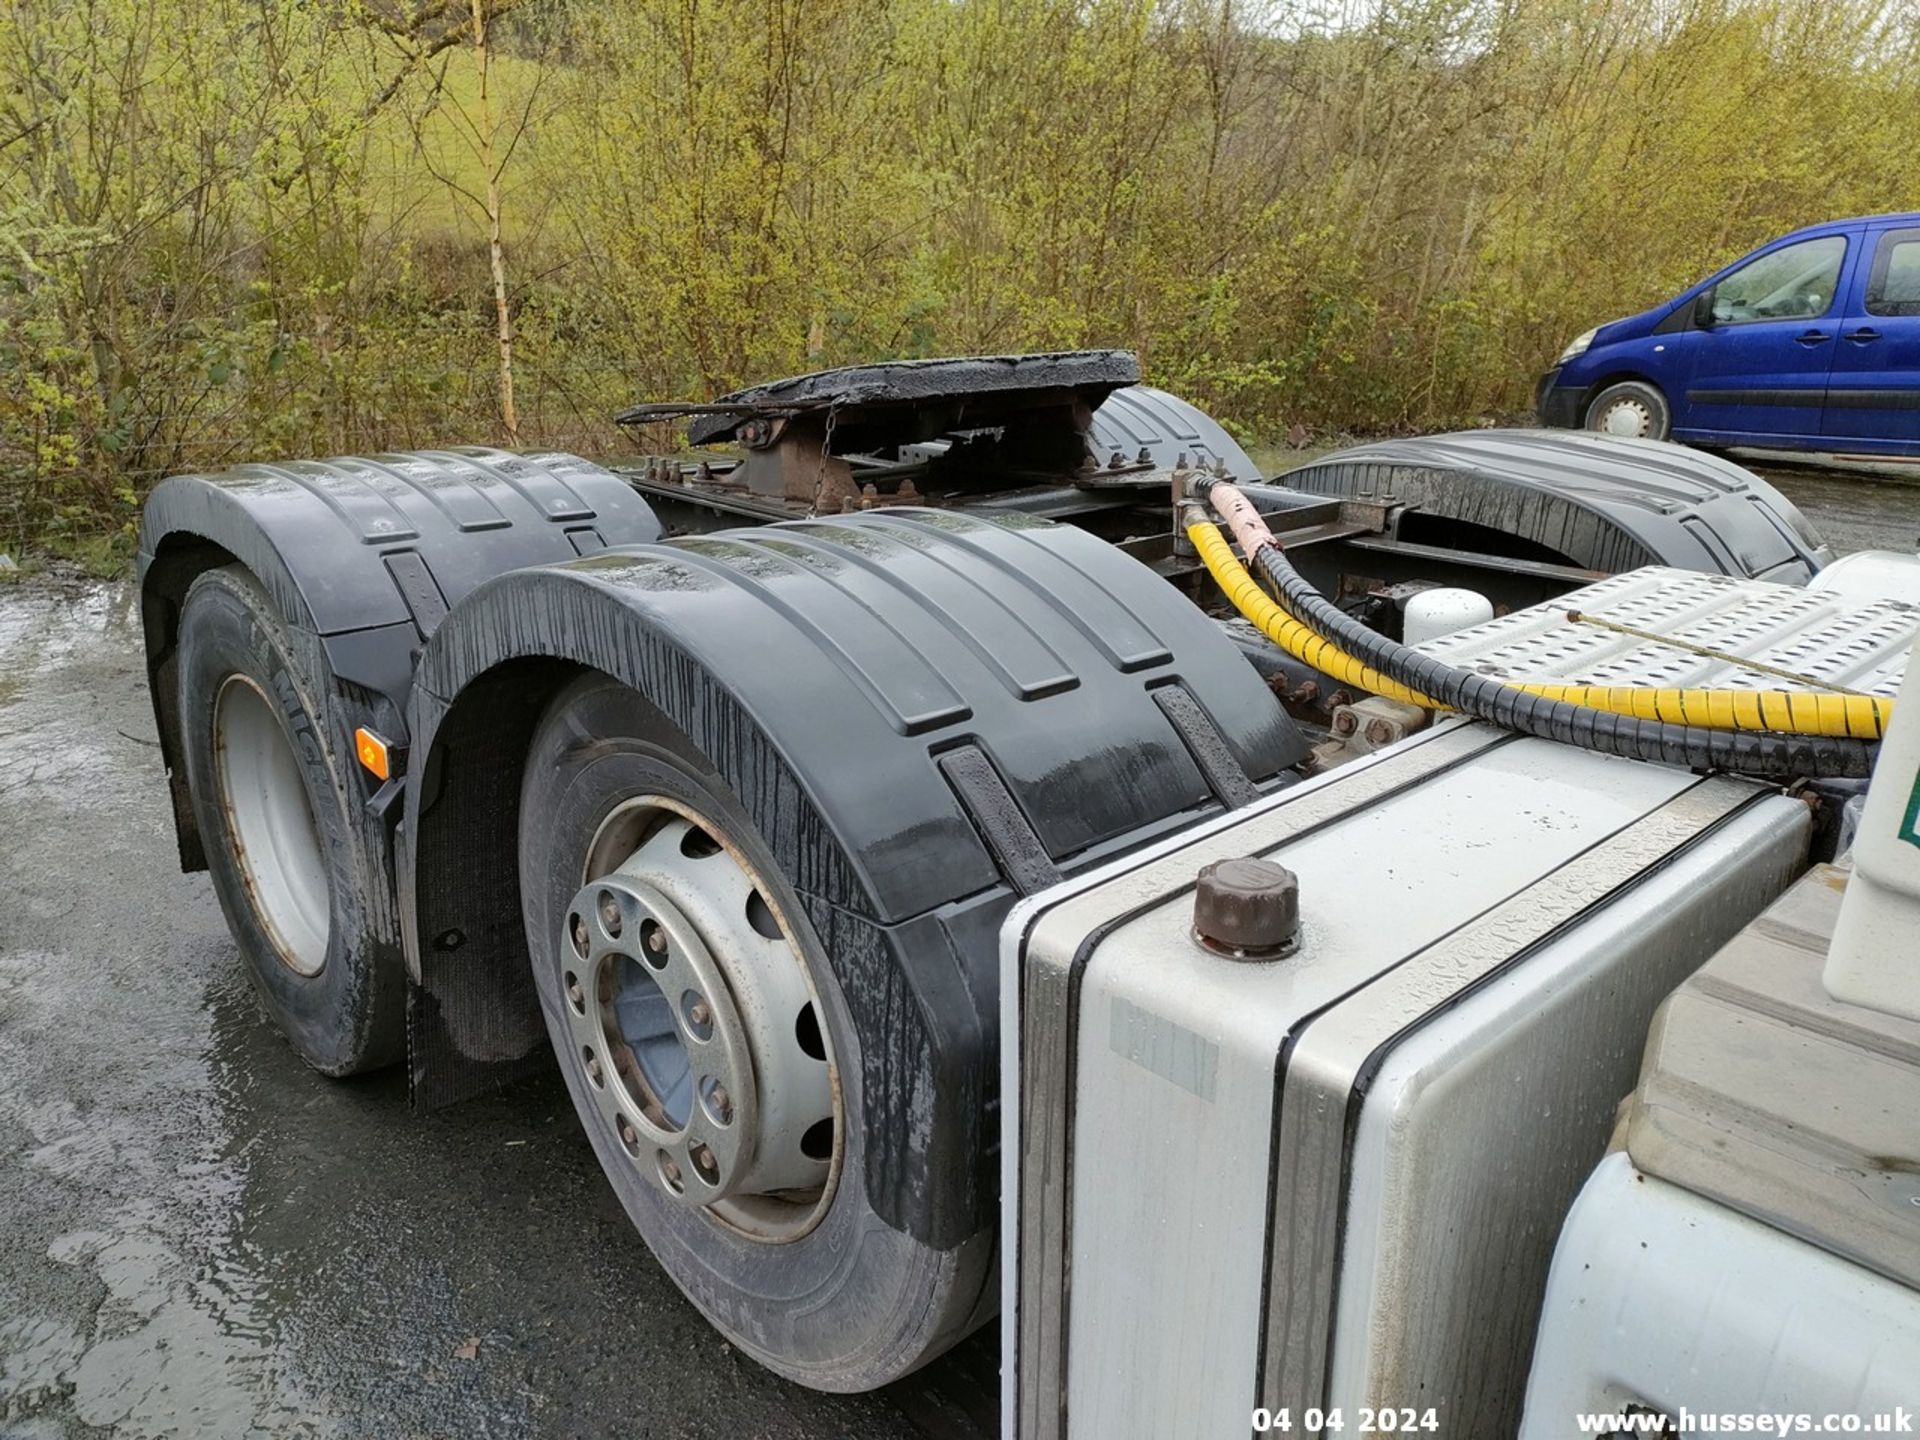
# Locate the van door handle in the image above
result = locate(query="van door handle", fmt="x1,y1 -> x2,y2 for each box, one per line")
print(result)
1794,330 -> 1832,346
1844,328 -> 1883,343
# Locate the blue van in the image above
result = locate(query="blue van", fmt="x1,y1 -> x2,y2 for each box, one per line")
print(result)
1536,213 -> 1920,455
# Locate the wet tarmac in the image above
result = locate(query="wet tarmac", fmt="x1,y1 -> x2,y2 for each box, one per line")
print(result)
0,465 -> 1915,1438
1748,459 -> 1920,557
0,584 -> 996,1437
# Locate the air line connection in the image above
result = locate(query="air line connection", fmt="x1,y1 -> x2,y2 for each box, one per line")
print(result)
1189,480 -> 1883,780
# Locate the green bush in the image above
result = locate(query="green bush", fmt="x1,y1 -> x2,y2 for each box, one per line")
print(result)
4,0 -> 1917,553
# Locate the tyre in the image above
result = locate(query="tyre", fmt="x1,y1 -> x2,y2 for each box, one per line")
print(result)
518,674 -> 992,1391
176,565 -> 404,1074
1584,380 -> 1672,441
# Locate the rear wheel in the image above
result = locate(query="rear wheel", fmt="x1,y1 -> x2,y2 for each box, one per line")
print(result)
518,674 -> 991,1391
176,566 -> 404,1074
1584,380 -> 1672,441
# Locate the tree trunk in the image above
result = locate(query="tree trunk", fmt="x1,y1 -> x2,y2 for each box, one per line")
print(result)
472,0 -> 519,445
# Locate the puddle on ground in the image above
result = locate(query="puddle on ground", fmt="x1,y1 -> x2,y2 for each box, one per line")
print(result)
0,579 -> 138,692
0,962 -> 337,1438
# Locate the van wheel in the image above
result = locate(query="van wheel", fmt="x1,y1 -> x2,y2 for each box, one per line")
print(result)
1584,381 -> 1671,441
176,565 -> 405,1075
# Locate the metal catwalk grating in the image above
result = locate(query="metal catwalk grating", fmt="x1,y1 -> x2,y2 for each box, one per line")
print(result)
1417,567 -> 1915,695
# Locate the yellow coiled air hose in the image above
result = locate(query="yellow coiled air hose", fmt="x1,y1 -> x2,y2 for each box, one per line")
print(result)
1186,518 -> 1892,742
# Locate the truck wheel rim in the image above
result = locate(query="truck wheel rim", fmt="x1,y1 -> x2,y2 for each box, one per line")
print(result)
1596,398 -> 1653,437
212,675 -> 330,976
564,797 -> 841,1243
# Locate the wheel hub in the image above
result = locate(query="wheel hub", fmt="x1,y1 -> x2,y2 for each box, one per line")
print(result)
562,805 -> 837,1237
212,674 -> 329,976
1599,398 -> 1652,437
568,873 -> 761,1202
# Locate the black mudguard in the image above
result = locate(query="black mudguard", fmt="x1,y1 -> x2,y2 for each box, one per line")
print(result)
1281,429 -> 1833,582
136,448 -> 663,870
401,508 -> 1307,1248
1090,385 -> 1262,482
137,448 -> 660,1081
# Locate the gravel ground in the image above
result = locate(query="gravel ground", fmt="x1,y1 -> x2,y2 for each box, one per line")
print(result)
0,462 -> 1914,1439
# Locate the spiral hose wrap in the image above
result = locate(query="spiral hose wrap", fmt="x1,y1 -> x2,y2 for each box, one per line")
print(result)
1192,481 -> 1883,780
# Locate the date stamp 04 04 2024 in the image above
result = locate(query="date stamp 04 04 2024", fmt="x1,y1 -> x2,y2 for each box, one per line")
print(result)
1251,1408 -> 1441,1435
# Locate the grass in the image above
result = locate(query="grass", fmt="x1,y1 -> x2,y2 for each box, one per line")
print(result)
36,531 -> 136,580
1250,439 -> 1348,478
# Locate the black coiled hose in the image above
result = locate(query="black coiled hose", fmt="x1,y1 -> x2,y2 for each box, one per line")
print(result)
1204,483 -> 1880,780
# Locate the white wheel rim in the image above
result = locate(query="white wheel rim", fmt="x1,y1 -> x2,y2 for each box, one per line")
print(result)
1598,398 -> 1653,437
213,675 -> 330,976
566,797 -> 842,1243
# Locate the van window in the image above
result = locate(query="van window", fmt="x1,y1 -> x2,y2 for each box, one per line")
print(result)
1866,229 -> 1920,317
1710,236 -> 1847,324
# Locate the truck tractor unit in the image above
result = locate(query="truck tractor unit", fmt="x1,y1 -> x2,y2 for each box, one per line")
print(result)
135,351 -> 1920,1430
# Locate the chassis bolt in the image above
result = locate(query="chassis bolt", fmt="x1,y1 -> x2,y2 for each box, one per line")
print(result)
1365,717 -> 1399,747
1193,856 -> 1301,961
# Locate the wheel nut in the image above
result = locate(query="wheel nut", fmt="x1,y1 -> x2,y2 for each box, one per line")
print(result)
690,1143 -> 719,1185
598,892 -> 622,936
660,1156 -> 683,1190
1193,856 -> 1301,960
570,914 -> 590,957
646,925 -> 667,955
709,1084 -> 732,1123
586,1053 -> 605,1085
690,1000 -> 711,1027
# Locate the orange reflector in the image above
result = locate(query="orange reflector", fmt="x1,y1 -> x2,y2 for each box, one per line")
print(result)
354,727 -> 392,782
